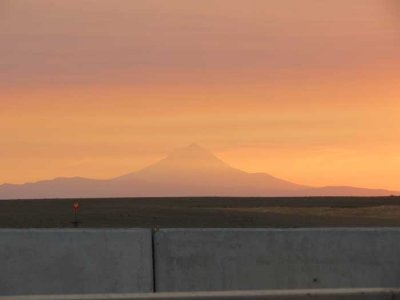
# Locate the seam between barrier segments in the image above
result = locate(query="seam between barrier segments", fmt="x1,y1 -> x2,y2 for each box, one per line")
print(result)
151,228 -> 158,293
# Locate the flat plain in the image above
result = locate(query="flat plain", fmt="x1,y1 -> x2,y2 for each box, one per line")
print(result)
1,197 -> 400,228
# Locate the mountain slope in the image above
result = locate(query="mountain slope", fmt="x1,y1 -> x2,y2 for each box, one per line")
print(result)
0,144 -> 397,199
115,144 -> 306,192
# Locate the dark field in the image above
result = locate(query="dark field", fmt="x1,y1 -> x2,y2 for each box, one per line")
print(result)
1,197 -> 400,228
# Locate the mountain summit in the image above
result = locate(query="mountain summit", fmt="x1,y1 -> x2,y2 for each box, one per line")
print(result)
163,143 -> 222,162
133,144 -> 236,181
141,143 -> 231,172
0,144 -> 397,199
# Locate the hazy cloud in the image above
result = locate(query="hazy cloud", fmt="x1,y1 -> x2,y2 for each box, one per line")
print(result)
1,0 -> 399,88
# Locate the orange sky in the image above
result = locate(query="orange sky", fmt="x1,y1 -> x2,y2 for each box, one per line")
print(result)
1,0 -> 400,190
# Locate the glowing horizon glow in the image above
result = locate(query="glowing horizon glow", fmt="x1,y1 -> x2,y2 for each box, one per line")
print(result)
1,0 -> 400,191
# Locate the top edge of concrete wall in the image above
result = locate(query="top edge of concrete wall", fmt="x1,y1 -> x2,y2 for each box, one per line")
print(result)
0,228 -> 152,232
156,227 -> 400,232
2,227 -> 400,232
1,288 -> 400,300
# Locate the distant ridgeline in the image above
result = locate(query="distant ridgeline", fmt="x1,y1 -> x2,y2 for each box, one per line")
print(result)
0,144 -> 397,199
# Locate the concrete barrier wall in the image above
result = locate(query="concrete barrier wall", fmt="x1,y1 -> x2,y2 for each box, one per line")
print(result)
3,228 -> 400,296
154,228 -> 400,292
0,229 -> 153,296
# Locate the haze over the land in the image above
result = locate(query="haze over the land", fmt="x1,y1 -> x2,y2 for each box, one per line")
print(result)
1,1 -> 400,191
0,144 -> 397,199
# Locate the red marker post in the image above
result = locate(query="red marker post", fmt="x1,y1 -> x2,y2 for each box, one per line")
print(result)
72,202 -> 80,228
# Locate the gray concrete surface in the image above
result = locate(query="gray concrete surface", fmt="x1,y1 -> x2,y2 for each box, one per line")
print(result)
154,228 -> 400,292
1,288 -> 400,300
0,229 -> 153,296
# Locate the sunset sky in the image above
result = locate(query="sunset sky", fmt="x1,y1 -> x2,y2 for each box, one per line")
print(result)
1,0 -> 400,190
